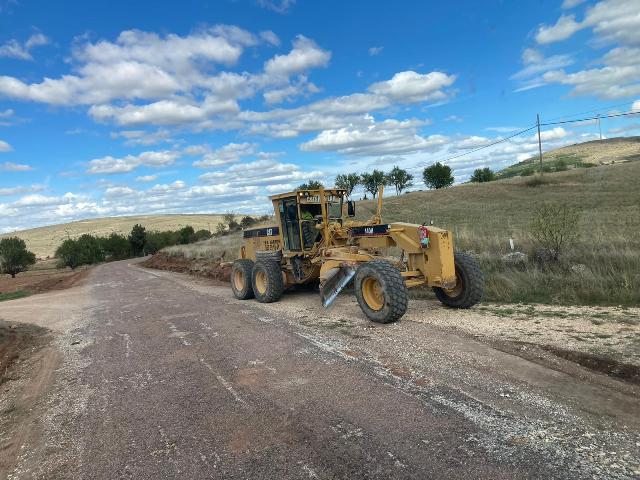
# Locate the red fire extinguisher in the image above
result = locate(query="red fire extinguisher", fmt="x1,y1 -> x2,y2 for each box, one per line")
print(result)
418,224 -> 430,248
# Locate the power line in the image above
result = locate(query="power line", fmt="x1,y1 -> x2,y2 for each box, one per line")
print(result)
437,125 -> 537,163
542,101 -> 636,123
541,109 -> 640,126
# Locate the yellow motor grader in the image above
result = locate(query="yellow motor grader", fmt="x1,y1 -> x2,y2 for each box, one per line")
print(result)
231,187 -> 483,323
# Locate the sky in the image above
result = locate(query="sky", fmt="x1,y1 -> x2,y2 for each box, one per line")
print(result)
1,0 -> 639,232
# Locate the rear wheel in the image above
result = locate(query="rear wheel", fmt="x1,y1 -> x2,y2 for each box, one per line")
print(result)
231,259 -> 254,300
433,252 -> 484,308
252,260 -> 284,303
354,260 -> 408,323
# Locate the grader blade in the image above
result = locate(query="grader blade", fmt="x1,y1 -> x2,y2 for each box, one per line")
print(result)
320,265 -> 356,307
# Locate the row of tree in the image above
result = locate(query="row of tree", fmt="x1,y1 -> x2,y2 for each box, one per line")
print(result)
54,224 -> 213,270
299,163 -> 454,198
299,163 -> 500,197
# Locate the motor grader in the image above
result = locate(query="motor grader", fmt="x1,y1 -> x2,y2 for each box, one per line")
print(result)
231,187 -> 483,323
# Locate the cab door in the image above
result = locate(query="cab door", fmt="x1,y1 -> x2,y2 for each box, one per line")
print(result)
278,198 -> 302,252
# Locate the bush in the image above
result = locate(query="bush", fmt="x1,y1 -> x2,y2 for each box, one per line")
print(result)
530,203 -> 580,261
193,229 -> 212,241
423,162 -> 454,189
524,175 -> 550,187
101,233 -> 131,260
179,225 -> 195,245
555,159 -> 568,171
470,167 -> 495,183
520,166 -> 535,176
76,234 -> 105,265
0,237 -> 36,278
240,216 -> 256,229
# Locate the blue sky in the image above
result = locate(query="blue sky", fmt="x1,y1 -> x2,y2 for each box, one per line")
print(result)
1,0 -> 639,232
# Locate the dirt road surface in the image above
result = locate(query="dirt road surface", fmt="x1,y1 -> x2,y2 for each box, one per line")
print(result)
1,259 -> 639,479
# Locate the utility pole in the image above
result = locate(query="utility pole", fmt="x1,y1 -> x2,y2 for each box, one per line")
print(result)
597,114 -> 602,140
537,113 -> 544,174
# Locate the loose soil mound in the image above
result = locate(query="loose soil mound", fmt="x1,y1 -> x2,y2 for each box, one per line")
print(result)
0,320 -> 49,385
141,252 -> 232,283
0,268 -> 89,297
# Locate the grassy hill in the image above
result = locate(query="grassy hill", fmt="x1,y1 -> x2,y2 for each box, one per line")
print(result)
1,214 -> 225,258
356,161 -> 640,305
497,136 -> 640,178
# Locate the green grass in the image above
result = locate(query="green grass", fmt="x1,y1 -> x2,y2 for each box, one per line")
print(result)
358,162 -> 640,306
0,290 -> 31,302
163,161 -> 640,307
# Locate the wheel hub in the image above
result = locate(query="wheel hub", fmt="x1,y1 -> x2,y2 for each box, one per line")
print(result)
362,277 -> 384,311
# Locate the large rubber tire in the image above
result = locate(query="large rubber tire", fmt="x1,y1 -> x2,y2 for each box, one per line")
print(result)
231,259 -> 254,300
354,260 -> 408,324
433,252 -> 484,308
251,260 -> 284,303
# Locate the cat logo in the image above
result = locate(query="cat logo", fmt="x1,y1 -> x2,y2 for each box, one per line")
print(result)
266,228 -> 273,236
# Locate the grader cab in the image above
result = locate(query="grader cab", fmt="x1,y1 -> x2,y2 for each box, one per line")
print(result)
231,187 -> 483,323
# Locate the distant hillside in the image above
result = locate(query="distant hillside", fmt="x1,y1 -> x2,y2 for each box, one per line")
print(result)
1,214 -> 225,258
498,136 -> 640,178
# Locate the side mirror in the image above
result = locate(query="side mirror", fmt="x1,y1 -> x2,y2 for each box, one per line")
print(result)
347,200 -> 356,217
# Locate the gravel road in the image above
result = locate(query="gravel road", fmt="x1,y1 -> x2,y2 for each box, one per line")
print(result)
1,259 -> 639,479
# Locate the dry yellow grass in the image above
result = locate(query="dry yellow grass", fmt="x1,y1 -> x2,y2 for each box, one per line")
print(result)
1,214 -> 225,258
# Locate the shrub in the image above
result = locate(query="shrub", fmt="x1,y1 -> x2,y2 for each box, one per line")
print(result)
520,166 -> 535,176
0,237 -> 36,278
524,175 -> 550,187
470,167 -> 495,183
423,162 -> 454,189
240,216 -> 256,229
76,234 -> 105,265
555,159 -> 568,171
101,233 -> 131,260
529,203 -> 580,261
178,225 -> 195,245
193,229 -> 212,241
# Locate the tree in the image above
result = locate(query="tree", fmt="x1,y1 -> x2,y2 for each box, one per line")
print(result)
360,170 -> 387,198
76,234 -> 104,265
297,180 -> 324,190
335,173 -> 360,198
223,212 -> 240,231
178,225 -> 195,245
470,167 -> 495,183
102,233 -> 131,260
129,224 -> 147,256
215,222 -> 227,237
385,166 -> 414,195
55,239 -> 81,270
0,237 -> 36,278
423,162 -> 454,189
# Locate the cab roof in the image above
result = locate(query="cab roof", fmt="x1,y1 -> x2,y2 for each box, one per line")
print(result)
268,188 -> 347,201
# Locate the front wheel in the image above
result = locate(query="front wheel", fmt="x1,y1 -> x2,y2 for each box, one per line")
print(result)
354,260 -> 408,324
252,260 -> 284,303
433,252 -> 484,308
